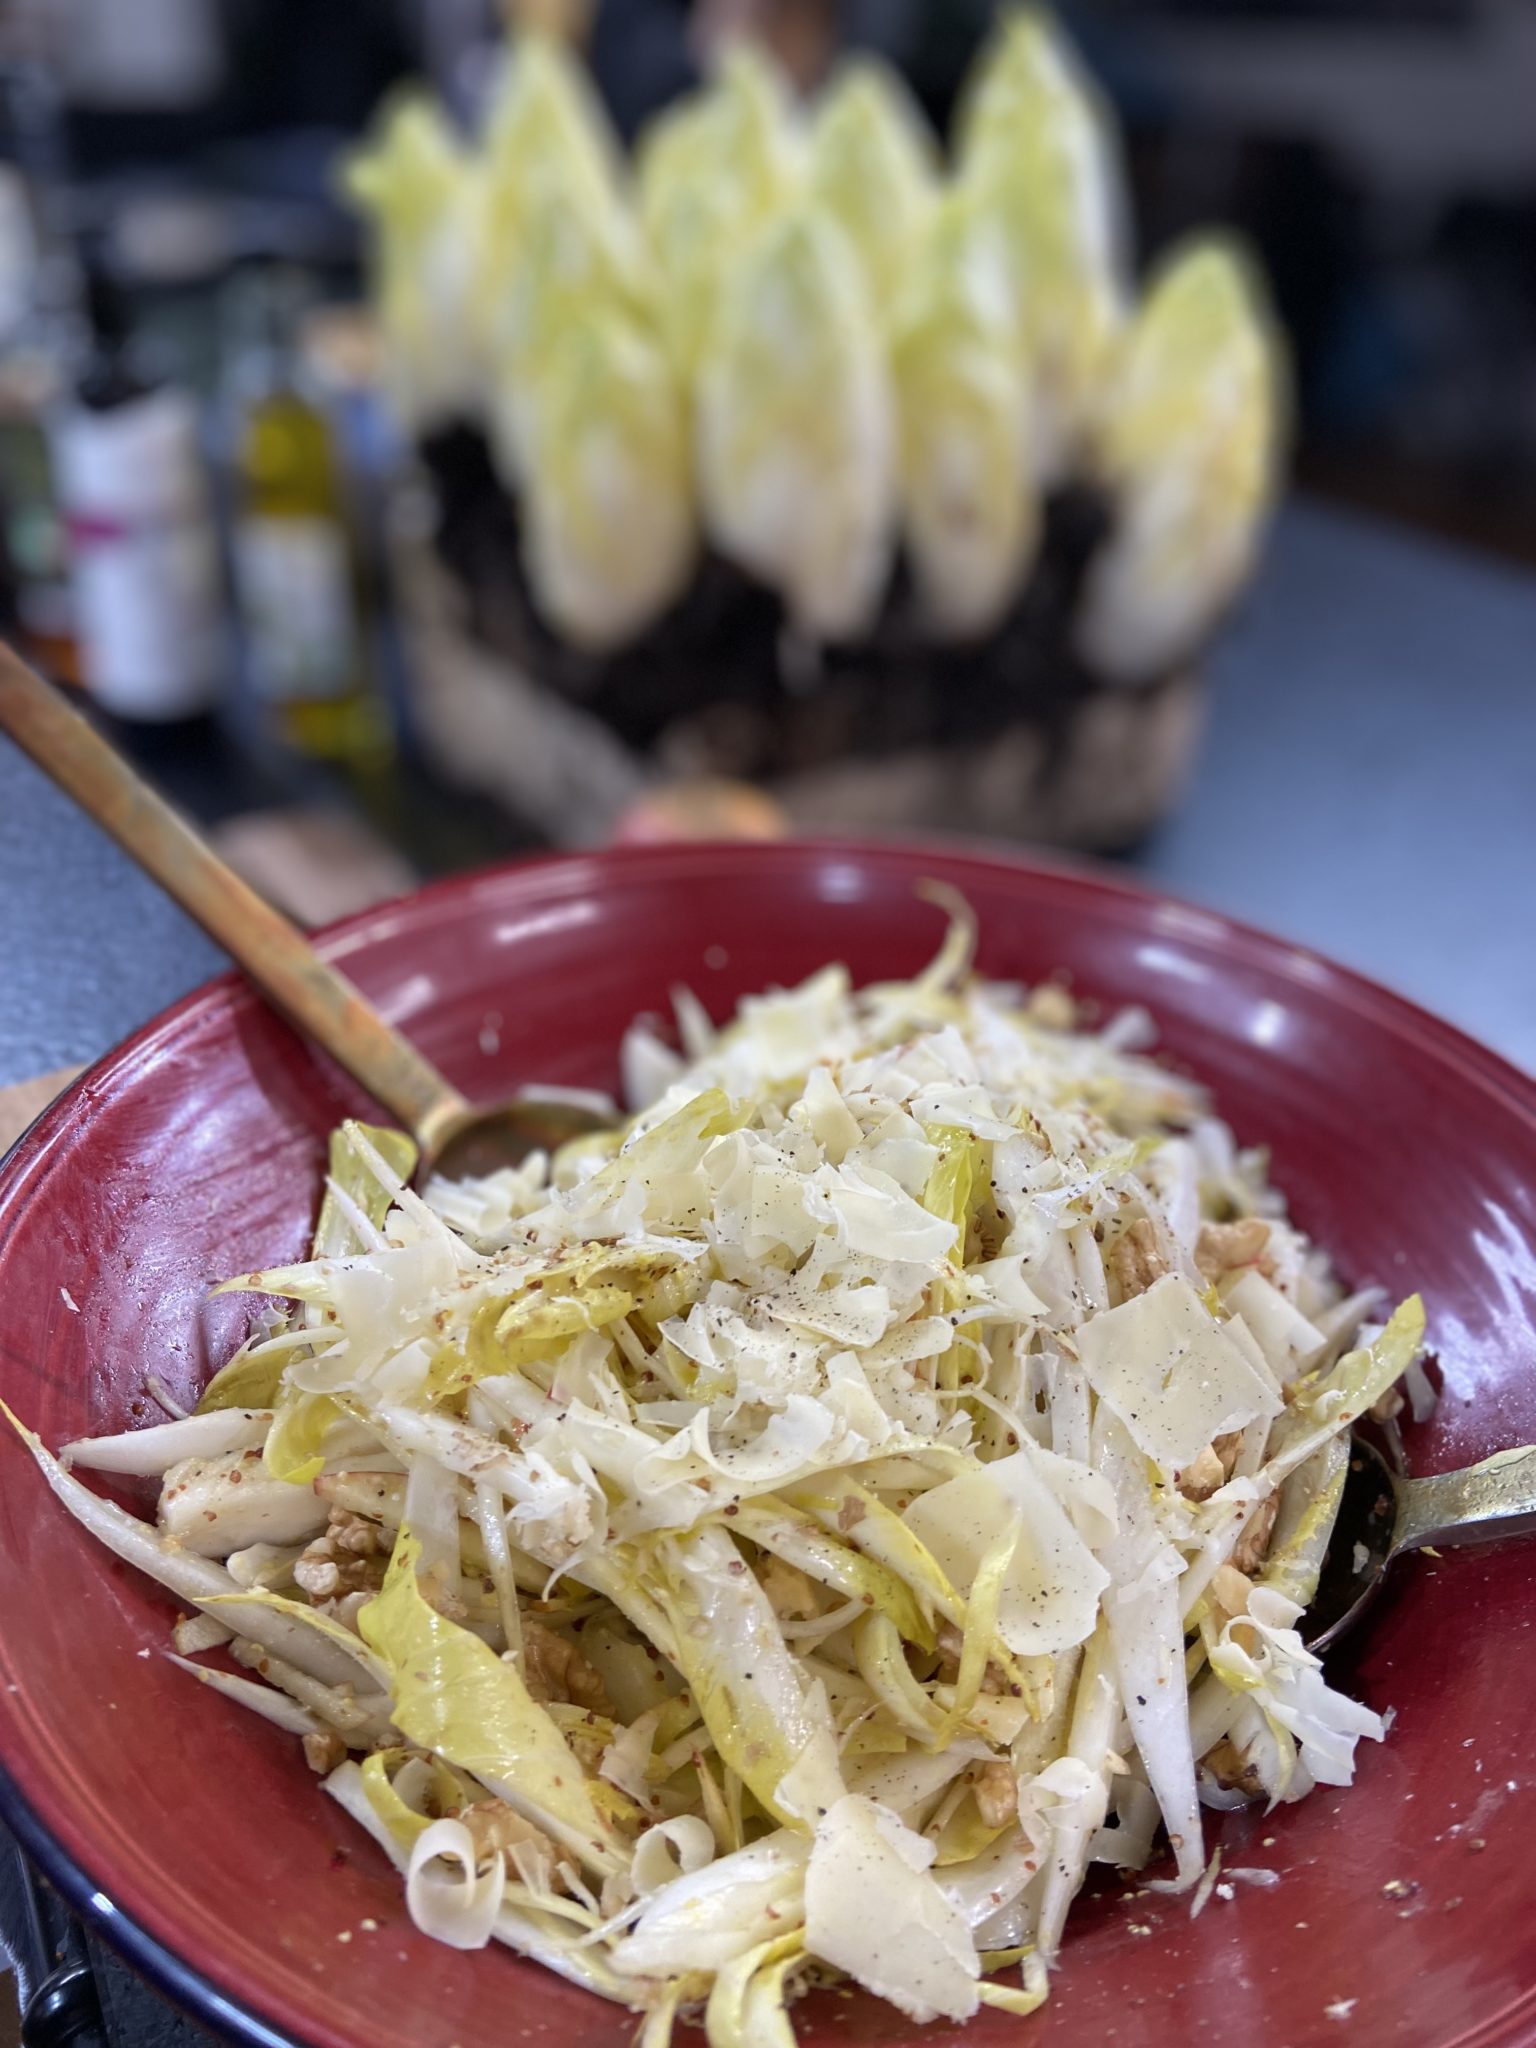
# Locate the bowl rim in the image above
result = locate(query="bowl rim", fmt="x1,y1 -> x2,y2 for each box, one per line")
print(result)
1,834 -> 1532,2048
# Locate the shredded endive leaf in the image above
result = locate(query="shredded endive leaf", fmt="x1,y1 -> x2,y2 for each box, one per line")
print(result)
360,1528 -> 632,1874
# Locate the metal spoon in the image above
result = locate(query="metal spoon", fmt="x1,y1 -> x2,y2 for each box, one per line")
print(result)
0,642 -> 608,1180
1306,1435 -> 1536,1652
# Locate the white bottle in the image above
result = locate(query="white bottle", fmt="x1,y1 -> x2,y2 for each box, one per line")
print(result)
51,381 -> 224,721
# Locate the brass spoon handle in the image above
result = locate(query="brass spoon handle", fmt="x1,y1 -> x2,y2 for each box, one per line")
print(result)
1395,1443 -> 1536,1554
0,641 -> 470,1153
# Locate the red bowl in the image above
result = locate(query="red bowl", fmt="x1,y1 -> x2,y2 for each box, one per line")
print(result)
1,841 -> 1534,2048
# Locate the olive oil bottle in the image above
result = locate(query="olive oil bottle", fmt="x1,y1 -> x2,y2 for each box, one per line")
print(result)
226,265 -> 389,765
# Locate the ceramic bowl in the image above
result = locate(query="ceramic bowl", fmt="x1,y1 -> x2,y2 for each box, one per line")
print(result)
2,842 -> 1533,2048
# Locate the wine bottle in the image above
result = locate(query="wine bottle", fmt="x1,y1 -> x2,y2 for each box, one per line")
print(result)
49,262 -> 224,720
225,263 -> 389,765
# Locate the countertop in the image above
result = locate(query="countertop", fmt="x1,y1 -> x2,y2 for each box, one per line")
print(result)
1133,497 -> 1535,1071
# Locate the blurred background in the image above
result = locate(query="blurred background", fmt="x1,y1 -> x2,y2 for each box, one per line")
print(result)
0,0 -> 1533,988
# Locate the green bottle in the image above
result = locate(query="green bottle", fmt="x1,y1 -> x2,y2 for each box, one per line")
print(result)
227,265 -> 390,765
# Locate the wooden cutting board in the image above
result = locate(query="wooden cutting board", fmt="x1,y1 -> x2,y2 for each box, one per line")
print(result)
0,1067 -> 82,1155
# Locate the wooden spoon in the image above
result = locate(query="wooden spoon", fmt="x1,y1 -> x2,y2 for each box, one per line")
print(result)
0,641 -> 607,1180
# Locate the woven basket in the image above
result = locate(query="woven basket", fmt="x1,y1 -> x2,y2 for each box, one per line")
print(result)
394,426 -> 1207,850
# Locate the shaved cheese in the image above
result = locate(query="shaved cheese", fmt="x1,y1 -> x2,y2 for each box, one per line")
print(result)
901,1452 -> 1109,1658
822,1162 -> 959,1264
1075,1274 -> 1282,1471
805,1796 -> 979,2022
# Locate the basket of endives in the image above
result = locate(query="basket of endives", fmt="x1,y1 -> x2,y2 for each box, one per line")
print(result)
346,12 -> 1285,848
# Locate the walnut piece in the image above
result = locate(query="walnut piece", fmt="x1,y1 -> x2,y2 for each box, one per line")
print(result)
1206,1564 -> 1253,1629
1026,984 -> 1077,1031
302,1729 -> 347,1775
317,1589 -> 373,1632
520,1618 -> 613,1717
1213,1429 -> 1244,1480
461,1798 -> 557,1865
1177,1445 -> 1226,1501
933,1622 -> 1011,1695
419,1567 -> 469,1623
1231,1493 -> 1280,1576
757,1557 -> 821,1621
1202,1736 -> 1263,1797
1108,1218 -> 1167,1301
974,1761 -> 1018,1829
293,1509 -> 387,1601
1195,1218 -> 1272,1281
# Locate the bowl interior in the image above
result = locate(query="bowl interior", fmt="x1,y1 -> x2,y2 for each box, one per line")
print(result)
1,841 -> 1534,2048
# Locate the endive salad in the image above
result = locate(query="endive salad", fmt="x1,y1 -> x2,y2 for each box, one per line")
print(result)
14,904 -> 1421,2035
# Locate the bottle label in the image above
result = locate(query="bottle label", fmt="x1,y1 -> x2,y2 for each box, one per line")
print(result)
68,511 -> 223,717
52,390 -> 222,718
235,515 -> 357,702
